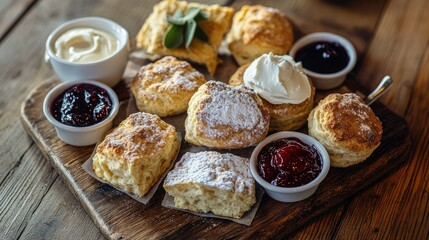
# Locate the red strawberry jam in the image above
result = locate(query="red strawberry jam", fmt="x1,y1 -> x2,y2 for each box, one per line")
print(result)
258,137 -> 322,187
51,83 -> 112,127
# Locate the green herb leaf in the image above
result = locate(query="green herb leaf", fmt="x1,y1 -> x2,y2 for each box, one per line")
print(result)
195,25 -> 208,42
163,24 -> 184,49
167,9 -> 185,25
163,7 -> 209,49
173,9 -> 184,18
185,20 -> 197,48
184,7 -> 201,21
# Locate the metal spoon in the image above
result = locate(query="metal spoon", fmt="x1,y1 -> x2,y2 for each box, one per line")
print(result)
364,75 -> 393,105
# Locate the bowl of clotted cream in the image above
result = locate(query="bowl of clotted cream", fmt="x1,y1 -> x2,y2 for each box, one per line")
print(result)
45,17 -> 129,87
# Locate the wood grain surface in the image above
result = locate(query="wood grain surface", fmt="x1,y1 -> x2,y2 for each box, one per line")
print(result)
1,0 -> 428,239
20,76 -> 411,239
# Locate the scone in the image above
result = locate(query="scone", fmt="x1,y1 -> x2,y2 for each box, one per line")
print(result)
164,151 -> 256,218
131,56 -> 206,117
226,5 -> 294,65
229,53 -> 315,131
136,0 -> 234,75
185,81 -> 270,149
92,112 -> 180,197
308,93 -> 383,167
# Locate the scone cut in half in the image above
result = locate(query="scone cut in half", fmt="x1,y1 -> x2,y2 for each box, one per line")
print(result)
308,93 -> 383,167
164,151 -> 256,218
131,56 -> 206,117
136,0 -> 234,75
226,5 -> 294,65
185,81 -> 270,149
229,53 -> 315,131
92,112 -> 180,197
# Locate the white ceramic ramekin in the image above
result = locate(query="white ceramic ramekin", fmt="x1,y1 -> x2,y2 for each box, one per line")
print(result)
250,131 -> 330,202
45,17 -> 129,87
43,80 -> 119,146
289,32 -> 357,90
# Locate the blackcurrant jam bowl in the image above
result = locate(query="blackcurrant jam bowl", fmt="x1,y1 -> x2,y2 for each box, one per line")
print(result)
289,32 -> 357,90
43,80 -> 119,146
250,131 -> 330,202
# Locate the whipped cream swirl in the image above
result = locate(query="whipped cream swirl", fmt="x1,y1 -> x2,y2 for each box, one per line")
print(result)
55,28 -> 118,63
243,52 -> 311,105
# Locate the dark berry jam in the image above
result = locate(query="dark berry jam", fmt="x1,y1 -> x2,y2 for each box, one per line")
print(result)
295,41 -> 349,74
257,137 -> 322,187
51,83 -> 112,127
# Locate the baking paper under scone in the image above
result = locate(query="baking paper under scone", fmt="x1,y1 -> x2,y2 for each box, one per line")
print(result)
82,101 -> 182,205
162,184 -> 264,226
82,131 -> 182,205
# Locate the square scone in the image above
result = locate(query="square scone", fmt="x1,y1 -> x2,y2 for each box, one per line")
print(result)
93,112 -> 180,197
164,151 -> 256,218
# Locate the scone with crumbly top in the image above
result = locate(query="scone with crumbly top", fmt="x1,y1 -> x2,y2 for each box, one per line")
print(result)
93,112 -> 180,197
164,151 -> 256,218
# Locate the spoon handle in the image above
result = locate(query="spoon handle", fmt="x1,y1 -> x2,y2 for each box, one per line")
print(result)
364,75 -> 393,105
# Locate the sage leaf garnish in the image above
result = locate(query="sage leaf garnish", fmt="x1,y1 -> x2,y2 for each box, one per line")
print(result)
163,7 -> 208,49
163,24 -> 184,49
185,20 -> 197,48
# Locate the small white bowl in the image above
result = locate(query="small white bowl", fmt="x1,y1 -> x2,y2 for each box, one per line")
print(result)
289,32 -> 357,90
45,17 -> 129,87
250,131 -> 330,202
43,80 -> 119,146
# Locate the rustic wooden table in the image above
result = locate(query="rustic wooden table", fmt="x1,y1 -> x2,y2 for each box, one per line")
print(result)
1,0 -> 428,239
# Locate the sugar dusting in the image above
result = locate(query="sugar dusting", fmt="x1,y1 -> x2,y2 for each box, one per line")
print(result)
337,93 -> 375,136
196,81 -> 265,143
139,56 -> 203,93
101,112 -> 169,162
164,151 -> 254,193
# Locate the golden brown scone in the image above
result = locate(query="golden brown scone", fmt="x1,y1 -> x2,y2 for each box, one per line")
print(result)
229,64 -> 315,131
185,81 -> 270,149
136,0 -> 234,75
308,93 -> 383,167
164,151 -> 256,218
131,56 -> 206,117
226,5 -> 294,65
92,112 -> 180,197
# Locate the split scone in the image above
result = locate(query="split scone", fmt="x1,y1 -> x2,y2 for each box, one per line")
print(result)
229,53 -> 315,131
308,93 -> 383,168
131,56 -> 206,117
92,112 -> 180,197
164,151 -> 256,218
185,81 -> 270,149
136,0 -> 234,75
226,5 -> 294,65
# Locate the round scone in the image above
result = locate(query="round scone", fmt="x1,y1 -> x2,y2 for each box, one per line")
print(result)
229,57 -> 315,131
92,112 -> 180,197
164,151 -> 256,219
131,56 -> 206,117
185,81 -> 270,149
308,93 -> 383,167
226,5 -> 294,65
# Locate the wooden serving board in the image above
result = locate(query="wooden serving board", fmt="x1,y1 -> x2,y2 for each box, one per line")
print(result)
20,56 -> 412,239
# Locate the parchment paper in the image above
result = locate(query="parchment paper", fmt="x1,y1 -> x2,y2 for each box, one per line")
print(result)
162,184 -> 264,226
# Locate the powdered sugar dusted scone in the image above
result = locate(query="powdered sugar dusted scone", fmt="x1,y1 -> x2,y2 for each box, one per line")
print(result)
226,5 -> 294,65
185,81 -> 270,149
93,112 -> 180,197
308,93 -> 383,167
131,56 -> 206,117
163,151 -> 256,218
